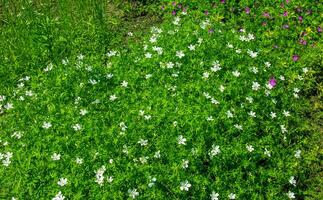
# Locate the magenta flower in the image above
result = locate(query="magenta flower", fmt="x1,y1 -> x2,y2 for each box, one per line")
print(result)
263,12 -> 270,18
172,10 -> 176,15
298,16 -> 303,22
283,11 -> 288,17
269,78 -> 277,87
245,7 -> 250,14
299,39 -> 307,45
318,26 -> 322,33
292,55 -> 299,61
220,0 -> 226,4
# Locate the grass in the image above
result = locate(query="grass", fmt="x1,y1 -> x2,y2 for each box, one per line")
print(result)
0,0 -> 322,199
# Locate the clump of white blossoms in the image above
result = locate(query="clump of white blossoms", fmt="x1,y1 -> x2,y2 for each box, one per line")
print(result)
128,188 -> 139,199
210,191 -> 219,200
51,153 -> 61,161
252,81 -> 260,90
176,50 -> 185,58
294,150 -> 301,158
182,159 -> 189,169
138,139 -> 148,146
180,180 -> 191,191
72,123 -> 82,131
209,144 -> 220,158
57,178 -> 68,187
287,191 -> 295,199
246,144 -> 254,152
52,191 -> 65,200
177,135 -> 187,145
80,109 -> 88,116
229,193 -> 236,199
0,152 -> 13,167
289,176 -> 296,186
148,177 -> 157,187
42,122 -> 52,129
95,166 -> 106,186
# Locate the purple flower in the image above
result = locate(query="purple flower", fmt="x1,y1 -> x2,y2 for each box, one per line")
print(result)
298,16 -> 303,22
245,7 -> 250,14
269,78 -> 277,87
263,12 -> 270,18
177,4 -> 182,9
283,11 -> 288,17
299,39 -> 307,45
172,10 -> 176,15
292,55 -> 299,61
208,29 -> 214,33
204,10 -> 209,16
283,24 -> 289,29
220,0 -> 226,4
318,26 -> 322,33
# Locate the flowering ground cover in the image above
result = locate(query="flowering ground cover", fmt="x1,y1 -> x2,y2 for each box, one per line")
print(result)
0,1 -> 322,199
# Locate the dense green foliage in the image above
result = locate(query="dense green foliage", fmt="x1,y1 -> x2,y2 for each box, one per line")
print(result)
0,1 -> 321,199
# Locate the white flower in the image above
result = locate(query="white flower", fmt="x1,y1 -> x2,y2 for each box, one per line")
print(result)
211,61 -> 221,72
4,103 -> 14,110
145,74 -> 152,79
227,43 -> 233,48
247,49 -> 258,58
246,144 -> 254,152
294,150 -> 301,158
145,52 -> 152,58
264,148 -> 271,157
226,110 -> 233,118
180,180 -> 191,191
11,131 -> 22,139
283,110 -> 290,117
287,191 -> 295,199
51,153 -> 61,161
178,135 -> 187,145
207,116 -> 214,121
106,73 -> 113,79
80,109 -> 88,116
95,166 -> 106,186
0,95 -> 6,101
209,144 -> 220,158
44,63 -> 53,72
52,191 -> 65,200
280,125 -> 287,133
211,98 -> 219,105
128,188 -> 139,199
234,124 -> 243,130
289,176 -> 296,186
248,111 -> 256,118
203,92 -> 211,99
182,160 -> 189,169
57,178 -> 68,187
148,177 -> 157,187
138,139 -> 148,146
232,70 -> 240,77
219,85 -> 225,92
235,49 -> 241,54
210,191 -> 219,200
89,79 -> 97,85
203,72 -> 210,79
302,67 -> 308,73
109,95 -> 117,101
188,44 -> 196,51
144,115 -> 151,120
279,75 -> 285,80
166,62 -> 175,69
75,157 -> 83,164
246,97 -> 253,103
270,112 -> 276,118
25,90 -> 33,96
72,124 -> 82,131
252,82 -> 260,90
154,150 -> 161,158
176,51 -> 185,58
121,81 -> 128,88
228,193 -> 236,199
42,122 -> 52,129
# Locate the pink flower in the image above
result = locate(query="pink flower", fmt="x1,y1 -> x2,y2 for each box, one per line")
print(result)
263,12 -> 270,18
318,26 -> 322,33
245,7 -> 250,14
298,16 -> 303,22
172,10 -> 176,15
283,11 -> 288,17
292,55 -> 299,61
269,78 -> 277,87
